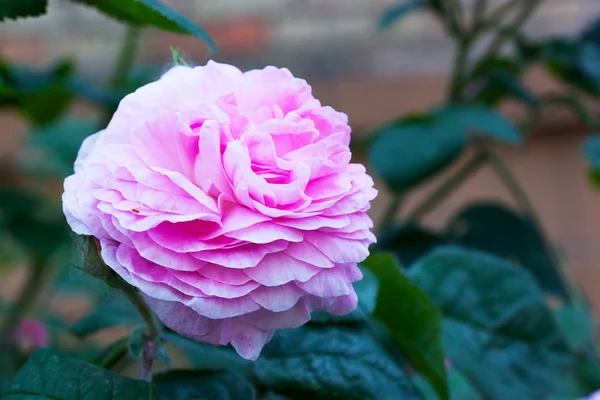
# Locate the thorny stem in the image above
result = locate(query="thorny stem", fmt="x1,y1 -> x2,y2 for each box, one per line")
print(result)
121,285 -> 161,381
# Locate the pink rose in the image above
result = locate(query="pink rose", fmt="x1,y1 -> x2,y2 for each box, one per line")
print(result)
63,62 -> 377,360
9,319 -> 49,351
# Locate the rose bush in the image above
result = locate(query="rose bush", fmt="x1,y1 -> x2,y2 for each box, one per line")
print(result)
62,62 -> 377,359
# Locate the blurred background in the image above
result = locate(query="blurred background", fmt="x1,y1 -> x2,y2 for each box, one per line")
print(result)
1,0 -> 600,310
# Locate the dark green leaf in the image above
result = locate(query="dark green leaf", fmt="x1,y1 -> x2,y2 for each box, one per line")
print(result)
413,368 -> 479,400
0,0 -> 47,21
69,0 -> 216,52
0,189 -> 68,259
575,352 -> 600,392
72,234 -> 127,288
583,135 -> 600,173
378,0 -> 427,30
375,223 -> 446,267
446,202 -> 569,299
2,348 -> 156,399
1,60 -> 74,126
580,42 -> 600,84
254,326 -> 420,400
410,247 -> 573,400
554,300 -> 595,352
468,57 -> 537,107
155,370 -> 255,400
163,332 -> 253,376
368,119 -> 465,193
537,38 -> 600,95
71,297 -> 142,338
362,253 -> 448,400
434,104 -> 522,145
25,118 -> 99,178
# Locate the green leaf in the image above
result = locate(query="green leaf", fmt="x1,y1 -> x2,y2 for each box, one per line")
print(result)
71,297 -> 142,338
378,0 -> 427,30
69,0 -> 216,52
536,38 -> 600,95
1,60 -> 75,126
554,300 -> 595,352
410,247 -> 573,400
72,234 -> 127,289
254,326 -> 420,400
0,0 -> 47,21
25,118 -> 99,178
469,57 -> 537,107
2,348 -> 156,399
170,46 -> 189,67
311,266 -> 379,324
154,370 -> 255,400
413,368 -> 479,400
446,202 -> 569,299
583,135 -> 600,172
362,253 -> 448,400
434,104 -> 522,145
0,188 -> 68,260
368,119 -> 465,193
580,42 -> 600,84
163,331 -> 253,376
375,223 -> 446,267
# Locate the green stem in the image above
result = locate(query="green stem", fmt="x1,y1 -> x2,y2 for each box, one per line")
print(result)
101,26 -> 142,125
94,337 -> 129,370
485,150 -> 575,299
485,150 -> 535,212
379,196 -> 403,230
448,35 -> 471,101
407,152 -> 487,222
109,26 -> 141,87
478,0 -> 542,65
0,261 -> 47,342
121,285 -> 161,381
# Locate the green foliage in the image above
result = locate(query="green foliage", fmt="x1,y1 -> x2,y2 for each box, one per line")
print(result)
368,116 -> 465,193
71,297 -> 142,338
0,188 -> 68,260
69,0 -> 216,52
25,118 -> 98,178
362,253 -> 447,400
254,326 -> 420,400
163,332 -> 253,376
433,104 -> 523,145
583,136 -> 600,188
413,368 -> 479,400
378,0 -> 427,30
375,223 -> 446,267
2,348 -> 156,399
155,370 -> 256,400
446,202 -> 569,299
0,0 -> 47,21
410,247 -> 573,400
0,60 -> 74,126
468,57 -> 537,107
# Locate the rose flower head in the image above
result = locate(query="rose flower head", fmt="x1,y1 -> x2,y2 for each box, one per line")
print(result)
63,62 -> 377,360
